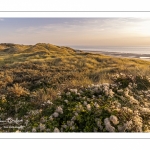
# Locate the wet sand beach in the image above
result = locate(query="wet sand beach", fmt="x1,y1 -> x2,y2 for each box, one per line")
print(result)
81,50 -> 150,61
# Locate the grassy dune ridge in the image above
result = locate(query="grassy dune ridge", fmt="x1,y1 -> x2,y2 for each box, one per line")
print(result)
0,43 -> 150,132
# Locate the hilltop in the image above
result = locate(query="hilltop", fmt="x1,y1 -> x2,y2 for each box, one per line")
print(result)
0,43 -> 150,132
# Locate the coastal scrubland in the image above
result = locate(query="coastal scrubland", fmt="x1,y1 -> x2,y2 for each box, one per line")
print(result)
0,43 -> 150,132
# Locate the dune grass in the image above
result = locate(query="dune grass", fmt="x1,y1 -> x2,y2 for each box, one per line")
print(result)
0,43 -> 150,132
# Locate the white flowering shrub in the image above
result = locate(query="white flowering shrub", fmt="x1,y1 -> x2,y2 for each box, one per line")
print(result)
0,72 -> 150,132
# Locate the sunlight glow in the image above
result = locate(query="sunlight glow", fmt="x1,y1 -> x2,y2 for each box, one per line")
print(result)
137,20 -> 150,36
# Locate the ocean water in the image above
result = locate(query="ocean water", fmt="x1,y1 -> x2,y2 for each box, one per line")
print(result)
74,46 -> 150,55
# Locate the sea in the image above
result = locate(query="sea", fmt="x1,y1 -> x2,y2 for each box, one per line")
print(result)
71,46 -> 150,59
73,46 -> 150,55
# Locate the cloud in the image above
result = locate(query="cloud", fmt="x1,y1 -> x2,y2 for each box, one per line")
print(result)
2,18 -> 150,46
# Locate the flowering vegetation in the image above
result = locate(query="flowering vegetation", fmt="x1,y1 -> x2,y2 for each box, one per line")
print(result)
0,43 -> 150,132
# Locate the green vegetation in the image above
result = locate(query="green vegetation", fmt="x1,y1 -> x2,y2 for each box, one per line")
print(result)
0,43 -> 150,132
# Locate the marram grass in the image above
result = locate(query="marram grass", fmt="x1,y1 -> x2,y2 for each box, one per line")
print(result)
0,43 -> 150,132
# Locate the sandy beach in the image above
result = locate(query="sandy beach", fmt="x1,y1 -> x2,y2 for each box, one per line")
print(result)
82,50 -> 150,61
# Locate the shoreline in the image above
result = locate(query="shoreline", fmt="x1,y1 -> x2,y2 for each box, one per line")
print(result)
81,50 -> 150,61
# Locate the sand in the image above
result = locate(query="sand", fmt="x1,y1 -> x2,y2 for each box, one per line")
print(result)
81,50 -> 150,61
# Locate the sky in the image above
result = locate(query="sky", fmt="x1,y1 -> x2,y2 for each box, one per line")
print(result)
0,18 -> 150,48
